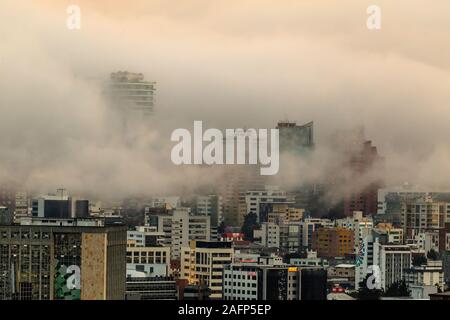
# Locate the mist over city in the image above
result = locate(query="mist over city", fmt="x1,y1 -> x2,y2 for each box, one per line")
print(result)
1,0 -> 450,304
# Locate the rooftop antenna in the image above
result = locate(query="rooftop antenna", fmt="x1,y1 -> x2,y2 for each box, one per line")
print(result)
57,187 -> 66,199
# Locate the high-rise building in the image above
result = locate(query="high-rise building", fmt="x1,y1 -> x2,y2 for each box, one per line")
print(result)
373,241 -> 412,291
221,165 -> 265,227
276,121 -> 314,154
0,206 -> 13,225
377,186 -> 450,226
194,195 -> 223,228
180,240 -> 234,299
400,196 -> 449,239
329,128 -> 384,217
14,191 -> 29,223
147,208 -> 211,259
106,71 -> 156,115
0,218 -> 126,300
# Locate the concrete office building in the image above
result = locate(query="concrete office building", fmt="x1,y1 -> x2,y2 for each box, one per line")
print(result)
31,189 -> 89,219
0,218 -> 126,300
223,263 -> 327,300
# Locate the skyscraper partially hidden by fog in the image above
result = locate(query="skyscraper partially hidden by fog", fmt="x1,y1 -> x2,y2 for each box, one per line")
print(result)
277,121 -> 314,154
106,71 -> 156,116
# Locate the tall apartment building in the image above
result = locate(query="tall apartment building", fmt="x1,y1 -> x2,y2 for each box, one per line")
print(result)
329,128 -> 384,217
14,191 -> 29,223
106,71 -> 156,115
194,195 -> 223,227
373,241 -> 412,291
0,218 -> 126,300
147,208 -> 211,259
377,186 -> 450,226
277,121 -> 314,154
223,263 -> 327,300
401,196 -> 450,238
312,227 -> 354,258
180,240 -> 234,299
257,222 -> 280,248
221,165 -> 265,227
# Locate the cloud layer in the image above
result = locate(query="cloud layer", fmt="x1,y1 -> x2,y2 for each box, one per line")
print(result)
1,0 -> 450,200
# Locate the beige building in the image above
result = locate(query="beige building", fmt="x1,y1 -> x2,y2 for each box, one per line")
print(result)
181,240 -> 234,299
268,203 -> 304,224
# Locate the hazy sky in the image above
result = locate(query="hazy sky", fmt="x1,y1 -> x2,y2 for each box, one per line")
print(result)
1,1 -> 450,198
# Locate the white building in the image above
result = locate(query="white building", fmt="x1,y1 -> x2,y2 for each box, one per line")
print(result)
244,186 -> 292,223
150,208 -> 211,259
373,241 -> 412,291
405,260 -> 445,299
258,222 -> 280,248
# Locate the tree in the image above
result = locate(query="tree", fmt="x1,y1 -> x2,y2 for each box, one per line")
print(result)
383,280 -> 410,297
217,221 -> 226,235
356,274 -> 383,300
412,255 -> 427,266
427,249 -> 440,261
241,212 -> 259,241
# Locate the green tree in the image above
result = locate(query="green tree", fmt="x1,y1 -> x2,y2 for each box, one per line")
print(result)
383,280 -> 411,297
217,221 -> 226,235
412,255 -> 427,266
241,212 -> 259,241
356,274 -> 383,300
427,249 -> 440,261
